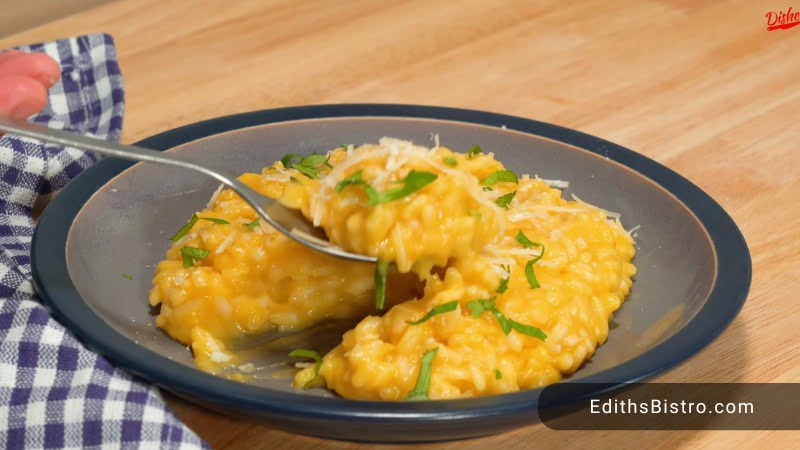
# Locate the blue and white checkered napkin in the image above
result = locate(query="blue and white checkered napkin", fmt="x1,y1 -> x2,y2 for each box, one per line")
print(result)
0,34 -> 207,449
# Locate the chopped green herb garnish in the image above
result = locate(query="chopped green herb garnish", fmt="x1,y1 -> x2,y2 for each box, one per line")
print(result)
335,170 -> 366,192
495,191 -> 517,209
515,231 -> 546,289
468,209 -> 482,217
375,260 -> 389,310
169,214 -> 199,241
334,170 -> 378,203
285,153 -> 332,179
482,186 -> 494,192
466,297 -> 496,318
181,246 -> 210,268
169,214 -> 229,241
368,170 -> 437,206
515,230 -> 539,248
525,256 -> 542,289
497,279 -> 509,294
244,219 -> 260,230
200,217 -> 229,225
443,157 -> 458,167
334,169 -> 379,204
467,296 -> 546,341
495,369 -> 503,380
289,349 -> 323,388
481,170 -> 518,186
491,308 -> 513,334
405,347 -> 439,401
509,318 -> 548,340
281,153 -> 303,168
497,267 -> 510,294
291,163 -> 319,179
340,144 -> 353,150
300,154 -> 328,168
407,301 -> 458,325
123,273 -> 133,280
467,145 -> 483,158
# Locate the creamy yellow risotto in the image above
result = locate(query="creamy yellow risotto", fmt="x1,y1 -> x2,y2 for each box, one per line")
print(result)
150,137 -> 636,400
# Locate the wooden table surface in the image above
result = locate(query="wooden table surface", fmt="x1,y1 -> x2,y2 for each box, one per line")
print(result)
3,0 -> 799,448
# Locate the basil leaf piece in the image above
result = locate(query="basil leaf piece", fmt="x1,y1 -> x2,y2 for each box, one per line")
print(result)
289,153 -> 333,179
369,170 -> 438,206
515,230 -> 540,248
510,320 -> 548,341
289,349 -> 323,388
405,347 -> 439,401
335,169 -> 366,192
466,297 -> 496,318
123,273 -> 133,280
492,308 -> 513,334
335,170 -> 380,204
244,219 -> 260,230
375,260 -> 389,310
467,295 -> 547,341
495,369 -> 503,380
291,162 -> 320,179
406,301 -> 458,325
481,170 -> 518,186
495,191 -> 517,209
281,153 -> 303,168
169,213 -> 199,241
525,258 -> 541,289
302,154 -> 328,167
181,246 -> 210,268
200,217 -> 229,224
443,157 -> 458,167
496,265 -> 511,294
467,145 -> 483,158
497,275 -> 510,294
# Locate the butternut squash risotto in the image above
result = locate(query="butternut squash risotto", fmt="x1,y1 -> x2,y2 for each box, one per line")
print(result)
149,137 -> 636,400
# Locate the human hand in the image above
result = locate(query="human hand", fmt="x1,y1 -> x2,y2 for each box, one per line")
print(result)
0,50 -> 60,121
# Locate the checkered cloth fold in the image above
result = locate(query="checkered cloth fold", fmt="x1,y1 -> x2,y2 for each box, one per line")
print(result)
0,34 -> 207,449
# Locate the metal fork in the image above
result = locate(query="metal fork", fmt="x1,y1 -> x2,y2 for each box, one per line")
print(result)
0,117 -> 377,263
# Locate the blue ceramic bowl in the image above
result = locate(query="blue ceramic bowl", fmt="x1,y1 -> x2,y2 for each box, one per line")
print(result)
32,105 -> 750,442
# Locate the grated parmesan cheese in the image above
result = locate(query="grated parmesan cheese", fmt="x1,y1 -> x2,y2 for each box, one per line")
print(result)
541,179 -> 570,189
215,233 -> 235,254
571,193 -> 621,219
310,137 -> 506,243
207,184 -> 224,209
499,248 -> 544,257
264,173 -> 291,182
210,351 -> 231,363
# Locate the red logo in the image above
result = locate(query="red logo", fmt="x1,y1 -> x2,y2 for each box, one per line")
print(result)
766,7 -> 800,30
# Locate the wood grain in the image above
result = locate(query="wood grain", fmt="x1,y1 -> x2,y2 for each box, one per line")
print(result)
3,0 -> 799,448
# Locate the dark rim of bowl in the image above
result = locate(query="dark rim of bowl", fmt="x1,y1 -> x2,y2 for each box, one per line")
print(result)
32,104 -> 751,423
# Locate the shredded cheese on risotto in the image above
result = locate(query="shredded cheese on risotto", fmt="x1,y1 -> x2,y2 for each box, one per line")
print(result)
149,138 -> 636,400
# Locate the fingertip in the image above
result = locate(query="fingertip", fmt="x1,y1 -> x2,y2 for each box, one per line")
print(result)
0,50 -> 26,63
0,51 -> 61,87
24,53 -> 60,87
0,75 -> 48,120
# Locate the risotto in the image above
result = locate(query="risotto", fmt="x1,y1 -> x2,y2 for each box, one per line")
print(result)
149,138 -> 636,400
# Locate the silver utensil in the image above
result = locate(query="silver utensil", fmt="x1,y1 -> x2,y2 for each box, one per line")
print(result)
0,117 -> 377,263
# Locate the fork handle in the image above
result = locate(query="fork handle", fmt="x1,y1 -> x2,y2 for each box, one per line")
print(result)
0,116 -> 377,263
